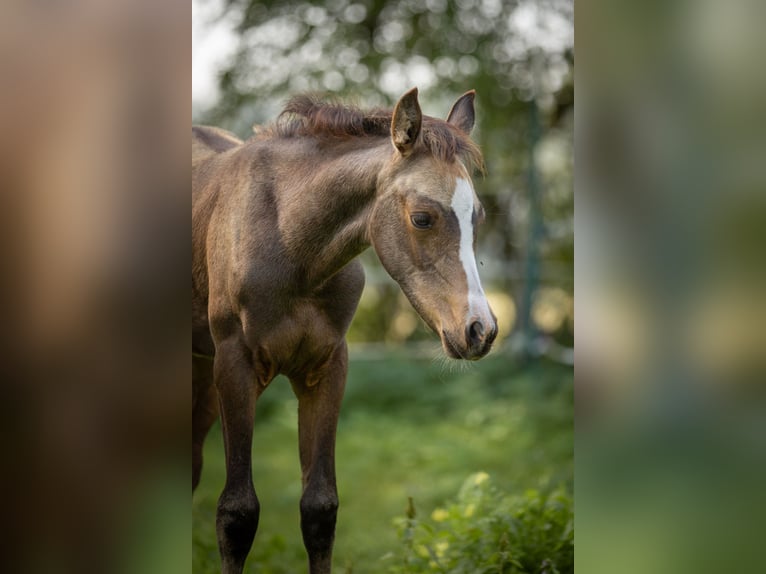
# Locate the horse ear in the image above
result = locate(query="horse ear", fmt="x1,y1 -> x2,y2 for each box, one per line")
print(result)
391,87 -> 422,156
446,90 -> 476,134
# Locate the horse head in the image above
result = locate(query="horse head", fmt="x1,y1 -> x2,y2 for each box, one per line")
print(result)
370,88 -> 498,360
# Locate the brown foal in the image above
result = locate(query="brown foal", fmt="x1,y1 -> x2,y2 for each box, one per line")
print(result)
192,88 -> 497,574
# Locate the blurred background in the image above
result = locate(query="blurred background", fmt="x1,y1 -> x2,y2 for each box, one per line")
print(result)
192,0 -> 574,572
576,1 -> 766,573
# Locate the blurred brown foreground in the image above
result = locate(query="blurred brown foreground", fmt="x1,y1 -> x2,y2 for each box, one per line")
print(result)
0,1 -> 189,573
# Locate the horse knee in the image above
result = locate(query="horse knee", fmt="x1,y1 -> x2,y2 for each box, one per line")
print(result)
216,490 -> 260,558
300,491 -> 339,554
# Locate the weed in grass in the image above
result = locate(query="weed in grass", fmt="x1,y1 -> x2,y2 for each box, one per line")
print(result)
388,473 -> 573,574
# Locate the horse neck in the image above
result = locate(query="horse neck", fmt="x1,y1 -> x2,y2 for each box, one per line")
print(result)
277,137 -> 389,285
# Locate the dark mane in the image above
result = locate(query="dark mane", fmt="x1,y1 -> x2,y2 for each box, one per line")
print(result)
256,94 -> 485,173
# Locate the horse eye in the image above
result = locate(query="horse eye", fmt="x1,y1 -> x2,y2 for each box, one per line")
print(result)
410,212 -> 433,230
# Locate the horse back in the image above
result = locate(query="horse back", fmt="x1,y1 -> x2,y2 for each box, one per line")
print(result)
192,125 -> 242,165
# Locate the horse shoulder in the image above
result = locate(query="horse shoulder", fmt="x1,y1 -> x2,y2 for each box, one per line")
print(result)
315,260 -> 366,328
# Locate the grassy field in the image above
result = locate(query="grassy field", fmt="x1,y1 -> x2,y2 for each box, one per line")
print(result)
192,350 -> 573,573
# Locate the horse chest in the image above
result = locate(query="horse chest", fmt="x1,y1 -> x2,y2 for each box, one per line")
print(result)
246,300 -> 345,379
238,262 -> 364,380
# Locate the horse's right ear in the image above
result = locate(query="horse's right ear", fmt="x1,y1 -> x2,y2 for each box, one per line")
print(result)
391,87 -> 422,156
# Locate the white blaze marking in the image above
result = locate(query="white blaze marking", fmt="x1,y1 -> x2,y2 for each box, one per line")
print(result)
451,178 -> 492,323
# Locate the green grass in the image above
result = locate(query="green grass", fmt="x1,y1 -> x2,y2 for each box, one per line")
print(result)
192,352 -> 573,573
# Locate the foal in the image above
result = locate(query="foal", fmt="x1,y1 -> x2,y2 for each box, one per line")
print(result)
192,88 -> 497,574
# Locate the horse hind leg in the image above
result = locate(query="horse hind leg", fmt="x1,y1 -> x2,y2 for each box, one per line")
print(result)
290,343 -> 349,574
192,356 -> 218,491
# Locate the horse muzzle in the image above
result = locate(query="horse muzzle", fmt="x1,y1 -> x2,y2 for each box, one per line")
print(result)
441,316 -> 498,361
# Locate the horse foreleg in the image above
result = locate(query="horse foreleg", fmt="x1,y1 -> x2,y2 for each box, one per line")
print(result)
214,335 -> 261,574
291,343 -> 348,574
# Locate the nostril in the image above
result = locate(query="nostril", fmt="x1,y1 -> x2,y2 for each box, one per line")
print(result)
468,321 -> 485,345
487,323 -> 498,345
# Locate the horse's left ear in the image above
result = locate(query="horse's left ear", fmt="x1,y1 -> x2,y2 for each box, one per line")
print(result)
446,90 -> 476,134
391,87 -> 422,156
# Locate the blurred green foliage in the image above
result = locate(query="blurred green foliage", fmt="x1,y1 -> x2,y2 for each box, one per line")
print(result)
193,0 -> 574,351
576,1 -> 766,571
